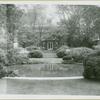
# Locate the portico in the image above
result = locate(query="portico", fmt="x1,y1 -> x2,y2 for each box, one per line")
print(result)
41,39 -> 58,50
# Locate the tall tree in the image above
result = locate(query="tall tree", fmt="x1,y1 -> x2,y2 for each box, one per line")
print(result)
0,5 -> 7,50
18,5 -> 47,47
6,4 -> 23,64
57,5 -> 100,47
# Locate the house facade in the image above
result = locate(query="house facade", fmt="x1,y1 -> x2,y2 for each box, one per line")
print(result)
41,37 -> 67,50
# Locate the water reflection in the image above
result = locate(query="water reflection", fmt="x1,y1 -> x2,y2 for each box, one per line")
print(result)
9,63 -> 83,77
40,64 -> 68,72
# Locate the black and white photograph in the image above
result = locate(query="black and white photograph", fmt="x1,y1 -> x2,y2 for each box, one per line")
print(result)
0,1 -> 100,97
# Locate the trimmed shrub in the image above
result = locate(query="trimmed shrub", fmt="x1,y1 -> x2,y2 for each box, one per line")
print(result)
65,47 -> 94,63
56,50 -> 67,58
83,51 -> 100,80
28,50 -> 43,58
56,45 -> 69,58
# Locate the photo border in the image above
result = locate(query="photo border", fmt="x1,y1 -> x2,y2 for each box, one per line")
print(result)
0,0 -> 100,100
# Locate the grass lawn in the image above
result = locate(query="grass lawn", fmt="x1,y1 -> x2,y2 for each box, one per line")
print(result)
6,78 -> 100,95
29,58 -> 63,64
8,63 -> 84,77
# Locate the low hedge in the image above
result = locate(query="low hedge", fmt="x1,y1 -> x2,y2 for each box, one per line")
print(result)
83,50 -> 100,80
28,50 -> 43,58
65,47 -> 94,63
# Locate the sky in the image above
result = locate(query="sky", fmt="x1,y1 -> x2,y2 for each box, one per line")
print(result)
16,4 -> 59,25
45,5 -> 59,25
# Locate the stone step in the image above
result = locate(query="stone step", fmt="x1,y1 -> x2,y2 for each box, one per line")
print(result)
42,50 -> 57,58
43,53 -> 57,58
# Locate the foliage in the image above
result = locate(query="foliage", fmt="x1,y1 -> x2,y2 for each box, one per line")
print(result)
0,64 -> 7,78
28,59 -> 44,64
93,45 -> 100,50
56,45 -> 69,58
63,55 -> 72,60
65,47 -> 94,62
57,5 -> 100,48
0,5 -> 6,23
56,50 -> 67,58
18,5 -> 47,48
26,45 -> 40,52
83,50 -> 100,80
28,50 -> 43,58
62,55 -> 74,64
12,55 -> 29,65
13,47 -> 29,57
62,60 -> 74,64
56,45 -> 69,52
6,49 -> 29,65
18,27 -> 37,48
0,49 -> 8,65
6,70 -> 18,77
6,4 -> 23,65
0,49 -> 18,78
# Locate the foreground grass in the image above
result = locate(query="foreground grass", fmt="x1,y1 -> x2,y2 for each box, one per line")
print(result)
0,79 -> 7,94
6,78 -> 100,95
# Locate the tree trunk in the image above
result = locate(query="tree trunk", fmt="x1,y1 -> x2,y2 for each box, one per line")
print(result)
6,4 -> 15,65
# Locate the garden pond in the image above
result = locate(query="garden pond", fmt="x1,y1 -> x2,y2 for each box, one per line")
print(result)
8,63 -> 84,77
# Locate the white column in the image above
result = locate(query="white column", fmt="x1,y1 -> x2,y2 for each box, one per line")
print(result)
47,42 -> 49,50
52,42 -> 53,49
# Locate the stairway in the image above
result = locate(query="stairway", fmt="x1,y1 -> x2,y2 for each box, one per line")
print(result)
43,50 -> 57,58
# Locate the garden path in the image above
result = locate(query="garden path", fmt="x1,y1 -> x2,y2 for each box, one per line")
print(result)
30,50 -> 62,64
43,50 -> 57,58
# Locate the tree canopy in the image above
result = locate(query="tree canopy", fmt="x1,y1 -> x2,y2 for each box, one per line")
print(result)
56,5 -> 100,48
